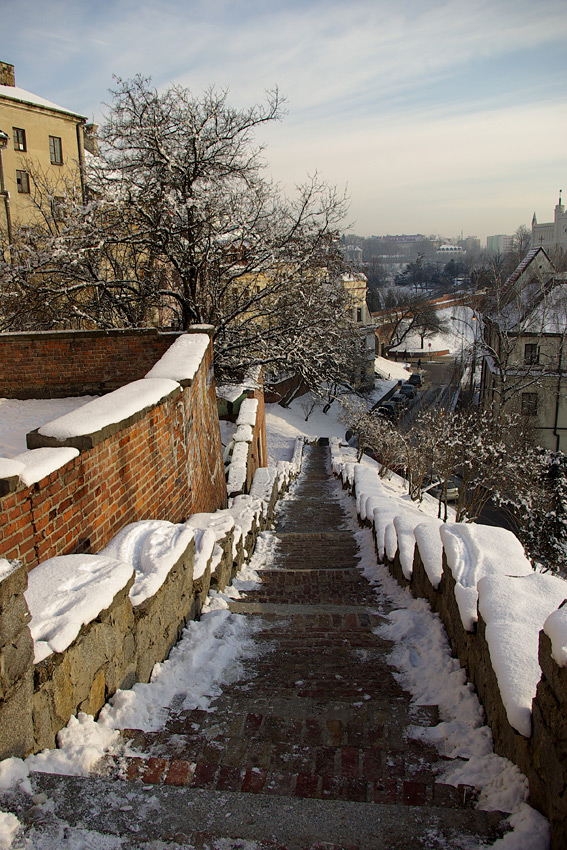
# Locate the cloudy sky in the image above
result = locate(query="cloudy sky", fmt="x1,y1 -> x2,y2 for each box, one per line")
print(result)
2,0 -> 566,242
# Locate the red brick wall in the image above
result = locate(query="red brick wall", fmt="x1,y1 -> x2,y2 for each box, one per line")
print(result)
0,329 -> 182,398
0,337 -> 227,570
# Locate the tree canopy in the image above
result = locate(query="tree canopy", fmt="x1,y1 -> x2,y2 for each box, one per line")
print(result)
1,76 -> 360,388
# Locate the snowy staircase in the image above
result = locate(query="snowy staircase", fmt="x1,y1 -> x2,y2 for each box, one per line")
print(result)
7,444 -> 509,849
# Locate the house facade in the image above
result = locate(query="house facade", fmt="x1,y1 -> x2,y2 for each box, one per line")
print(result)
0,61 -> 87,240
479,248 -> 567,452
341,272 -> 376,390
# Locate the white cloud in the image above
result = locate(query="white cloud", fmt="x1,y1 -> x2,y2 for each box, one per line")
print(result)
2,0 -> 565,237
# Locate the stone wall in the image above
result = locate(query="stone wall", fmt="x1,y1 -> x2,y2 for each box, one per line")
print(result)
340,469 -> 567,849
0,332 -> 227,570
531,632 -> 567,849
0,328 -> 182,398
0,563 -> 34,758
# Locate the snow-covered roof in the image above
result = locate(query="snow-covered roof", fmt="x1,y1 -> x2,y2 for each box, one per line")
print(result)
505,247 -> 550,289
0,84 -> 86,120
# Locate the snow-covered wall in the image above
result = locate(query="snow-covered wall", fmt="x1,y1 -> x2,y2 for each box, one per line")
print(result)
0,451 -> 303,760
0,330 -> 227,570
219,374 -> 267,499
331,441 -> 567,849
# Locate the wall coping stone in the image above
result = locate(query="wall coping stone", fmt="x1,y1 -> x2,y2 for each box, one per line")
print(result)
27,384 -> 182,452
0,328 -> 182,342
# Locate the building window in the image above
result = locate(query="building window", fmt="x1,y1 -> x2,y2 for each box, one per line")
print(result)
49,136 -> 63,165
356,307 -> 363,323
521,392 -> 538,416
524,343 -> 539,365
16,170 -> 30,194
12,127 -> 26,151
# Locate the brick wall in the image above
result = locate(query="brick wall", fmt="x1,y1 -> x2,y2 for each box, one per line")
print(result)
0,333 -> 227,570
0,328 -> 182,398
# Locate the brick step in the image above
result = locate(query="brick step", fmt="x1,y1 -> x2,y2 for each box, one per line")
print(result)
114,744 -> 448,784
118,728 -> 443,774
99,751 -> 476,811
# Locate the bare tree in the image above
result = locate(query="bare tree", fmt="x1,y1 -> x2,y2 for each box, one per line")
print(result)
0,76 -> 357,392
378,294 -> 448,354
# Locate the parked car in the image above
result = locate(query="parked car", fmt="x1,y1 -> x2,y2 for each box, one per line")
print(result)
390,392 -> 407,408
424,476 -> 460,501
377,402 -> 396,419
399,383 -> 417,399
408,373 -> 422,387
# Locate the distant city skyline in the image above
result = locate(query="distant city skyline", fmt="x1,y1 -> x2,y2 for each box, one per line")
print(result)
1,0 -> 565,242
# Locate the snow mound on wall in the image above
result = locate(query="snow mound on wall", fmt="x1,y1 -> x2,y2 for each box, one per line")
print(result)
440,524 -> 533,631
145,333 -> 209,383
414,519 -> 445,588
478,572 -> 567,736
544,603 -> 567,666
25,555 -> 134,663
100,520 -> 197,607
39,379 -> 179,440
11,447 -> 79,486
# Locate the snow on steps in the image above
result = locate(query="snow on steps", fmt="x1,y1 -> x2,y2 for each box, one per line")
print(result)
0,446 -> 305,762
330,437 -> 567,849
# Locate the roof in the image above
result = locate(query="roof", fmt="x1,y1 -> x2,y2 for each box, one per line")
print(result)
0,84 -> 86,121
505,247 -> 551,289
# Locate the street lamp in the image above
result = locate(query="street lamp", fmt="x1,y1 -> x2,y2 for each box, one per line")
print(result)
0,129 -> 13,261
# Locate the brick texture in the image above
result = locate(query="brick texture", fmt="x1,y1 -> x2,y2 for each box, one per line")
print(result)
0,334 -> 227,570
0,328 -> 182,398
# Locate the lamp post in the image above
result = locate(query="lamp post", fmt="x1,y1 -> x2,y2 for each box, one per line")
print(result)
0,129 -> 13,263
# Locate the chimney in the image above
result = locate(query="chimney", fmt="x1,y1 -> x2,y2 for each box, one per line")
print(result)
0,63 -> 15,87
83,124 -> 99,156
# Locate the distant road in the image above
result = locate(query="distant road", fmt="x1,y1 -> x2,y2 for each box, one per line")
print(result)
398,359 -> 519,533
399,359 -> 458,428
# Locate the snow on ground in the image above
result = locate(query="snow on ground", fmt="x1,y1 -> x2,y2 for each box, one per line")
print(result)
374,355 -> 412,381
391,304 -> 477,355
265,395 -> 347,464
0,393 -> 553,847
0,397 -> 95,458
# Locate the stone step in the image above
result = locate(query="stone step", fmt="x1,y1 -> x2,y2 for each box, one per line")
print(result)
18,772 -> 509,849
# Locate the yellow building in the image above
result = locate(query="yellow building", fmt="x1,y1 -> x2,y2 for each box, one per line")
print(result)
0,61 -> 87,239
341,272 -> 376,390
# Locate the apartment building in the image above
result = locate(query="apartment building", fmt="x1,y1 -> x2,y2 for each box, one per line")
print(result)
0,61 -> 87,239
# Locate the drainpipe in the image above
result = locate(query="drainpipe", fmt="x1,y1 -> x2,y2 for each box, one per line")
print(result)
553,338 -> 564,452
75,121 -> 86,204
0,129 -> 13,262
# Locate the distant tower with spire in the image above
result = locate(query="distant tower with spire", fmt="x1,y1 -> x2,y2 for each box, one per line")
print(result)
531,190 -> 567,254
